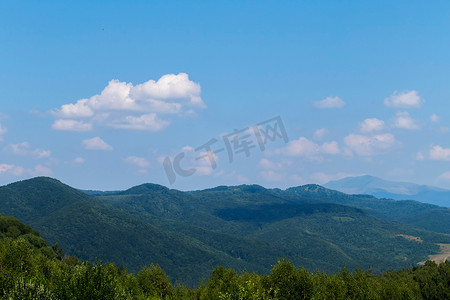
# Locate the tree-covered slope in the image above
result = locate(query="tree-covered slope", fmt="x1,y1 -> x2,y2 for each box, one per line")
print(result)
99,183 -> 449,274
0,178 -> 284,285
285,184 -> 450,234
2,217 -> 449,299
1,177 -> 449,285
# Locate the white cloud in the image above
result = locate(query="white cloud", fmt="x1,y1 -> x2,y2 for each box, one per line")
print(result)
236,174 -> 250,183
289,174 -> 307,185
313,128 -> 328,140
125,156 -> 150,168
313,96 -> 346,109
430,114 -> 440,123
310,172 -> 362,185
218,171 -> 250,183
437,171 -> 450,183
82,137 -> 113,150
52,119 -> 93,131
257,158 -> 291,170
260,170 -> 285,182
9,142 -> 51,159
30,165 -> 53,176
0,164 -> 52,177
0,164 -> 24,176
258,158 -> 279,170
393,112 -> 419,129
0,122 -> 7,141
321,141 -> 340,155
284,137 -> 320,157
131,73 -> 204,107
360,118 -> 385,132
73,157 -> 85,164
384,90 -> 423,108
282,137 -> 340,159
417,145 -> 450,161
429,145 -> 450,161
344,133 -> 395,156
416,152 -> 425,161
163,146 -> 220,178
194,150 -> 220,175
56,99 -> 94,118
51,73 -> 203,132
109,113 -> 170,131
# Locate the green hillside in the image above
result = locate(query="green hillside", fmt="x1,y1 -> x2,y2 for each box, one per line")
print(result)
0,177 -> 449,285
99,182 -> 449,274
285,184 -> 450,234
1,215 -> 449,299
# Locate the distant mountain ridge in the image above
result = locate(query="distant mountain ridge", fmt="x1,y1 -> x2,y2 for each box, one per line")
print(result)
325,175 -> 450,207
0,177 -> 449,285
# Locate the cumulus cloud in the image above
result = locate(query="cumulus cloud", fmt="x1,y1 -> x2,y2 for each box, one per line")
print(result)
109,113 -> 170,131
257,158 -> 291,170
82,137 -> 113,150
416,152 -> 425,161
0,164 -> 24,176
274,137 -> 341,161
0,122 -> 7,141
313,96 -> 346,109
130,73 -> 204,107
258,158 -> 280,170
360,118 -> 385,132
73,157 -> 85,164
31,165 -> 53,176
9,142 -> 51,159
344,133 -> 395,156
313,128 -> 328,140
56,99 -> 94,118
125,156 -> 151,168
437,171 -> 450,183
0,164 -> 52,177
393,112 -> 419,129
51,73 -> 204,131
310,172 -> 362,185
260,170 -> 285,182
416,145 -> 450,161
429,145 -> 450,161
384,90 -> 423,108
321,141 -> 340,154
162,145 -> 221,179
52,119 -> 93,131
430,114 -> 440,123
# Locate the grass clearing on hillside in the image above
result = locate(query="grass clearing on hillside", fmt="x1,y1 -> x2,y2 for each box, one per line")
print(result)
422,243 -> 450,264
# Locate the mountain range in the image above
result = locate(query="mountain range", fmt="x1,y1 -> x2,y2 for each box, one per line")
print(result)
0,177 -> 449,285
325,175 -> 450,207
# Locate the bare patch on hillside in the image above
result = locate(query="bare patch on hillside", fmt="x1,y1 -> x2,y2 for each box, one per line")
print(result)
396,234 -> 423,243
419,243 -> 450,265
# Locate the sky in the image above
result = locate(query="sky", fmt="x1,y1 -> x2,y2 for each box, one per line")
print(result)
1,1 -> 450,191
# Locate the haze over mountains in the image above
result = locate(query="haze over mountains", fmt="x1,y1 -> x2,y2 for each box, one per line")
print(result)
0,177 -> 449,285
325,175 -> 450,207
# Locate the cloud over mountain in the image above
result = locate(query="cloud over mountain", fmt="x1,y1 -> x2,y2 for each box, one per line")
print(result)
51,73 -> 204,132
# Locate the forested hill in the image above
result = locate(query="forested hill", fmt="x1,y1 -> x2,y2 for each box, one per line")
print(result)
284,184 -> 450,234
1,213 -> 449,299
0,177 -> 449,285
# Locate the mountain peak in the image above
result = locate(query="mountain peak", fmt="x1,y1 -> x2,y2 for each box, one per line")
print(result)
324,175 -> 450,207
121,183 -> 170,195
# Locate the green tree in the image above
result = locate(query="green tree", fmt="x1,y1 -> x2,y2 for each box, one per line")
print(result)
268,259 -> 313,300
137,264 -> 173,298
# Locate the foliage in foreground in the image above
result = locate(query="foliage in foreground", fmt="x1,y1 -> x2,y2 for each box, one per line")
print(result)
1,214 -> 449,299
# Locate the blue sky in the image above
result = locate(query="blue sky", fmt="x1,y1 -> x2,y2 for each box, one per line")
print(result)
1,1 -> 450,190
